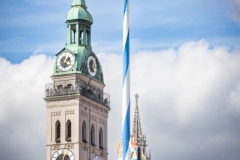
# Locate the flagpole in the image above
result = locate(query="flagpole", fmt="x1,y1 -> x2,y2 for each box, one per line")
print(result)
122,0 -> 130,159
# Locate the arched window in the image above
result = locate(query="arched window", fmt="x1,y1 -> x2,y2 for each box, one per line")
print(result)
82,121 -> 87,142
67,84 -> 73,88
91,124 -> 95,145
138,147 -> 141,160
66,120 -> 71,141
56,120 -> 61,142
58,85 -> 63,89
99,128 -> 103,149
67,84 -> 73,94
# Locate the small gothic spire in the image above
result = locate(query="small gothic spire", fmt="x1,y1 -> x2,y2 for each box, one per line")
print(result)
71,0 -> 87,8
132,93 -> 143,141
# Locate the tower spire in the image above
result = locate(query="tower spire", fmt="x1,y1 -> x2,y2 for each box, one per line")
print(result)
132,94 -> 143,140
71,0 -> 86,8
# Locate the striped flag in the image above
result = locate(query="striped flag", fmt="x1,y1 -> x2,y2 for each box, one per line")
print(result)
122,0 -> 130,160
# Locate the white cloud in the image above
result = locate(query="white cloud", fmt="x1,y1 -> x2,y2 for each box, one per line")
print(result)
0,40 -> 240,160
98,39 -> 240,160
0,55 -> 54,160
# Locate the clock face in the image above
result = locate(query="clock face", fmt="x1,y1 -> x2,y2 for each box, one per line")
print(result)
51,149 -> 75,160
57,52 -> 75,72
87,55 -> 97,77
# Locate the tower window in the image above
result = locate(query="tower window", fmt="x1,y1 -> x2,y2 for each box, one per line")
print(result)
55,121 -> 61,142
58,85 -> 63,89
82,121 -> 87,142
66,120 -> 71,141
91,124 -> 95,146
99,128 -> 103,149
67,84 -> 73,88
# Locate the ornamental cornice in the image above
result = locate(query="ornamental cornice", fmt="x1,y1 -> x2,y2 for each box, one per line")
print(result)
51,111 -> 61,116
80,98 -> 109,117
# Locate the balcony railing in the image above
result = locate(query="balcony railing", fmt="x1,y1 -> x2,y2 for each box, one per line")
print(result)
45,84 -> 110,107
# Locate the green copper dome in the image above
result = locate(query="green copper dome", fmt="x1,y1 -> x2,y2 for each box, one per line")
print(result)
66,0 -> 93,23
54,0 -> 103,83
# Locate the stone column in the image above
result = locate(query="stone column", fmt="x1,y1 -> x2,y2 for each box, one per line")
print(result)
76,23 -> 79,46
83,26 -> 87,45
67,24 -> 71,45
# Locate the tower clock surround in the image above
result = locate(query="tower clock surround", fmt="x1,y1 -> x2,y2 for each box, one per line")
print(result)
51,149 -> 75,160
57,52 -> 75,72
44,0 -> 110,160
87,55 -> 98,77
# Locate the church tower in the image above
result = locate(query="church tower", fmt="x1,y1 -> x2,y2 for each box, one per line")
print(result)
44,0 -> 110,160
132,94 -> 151,160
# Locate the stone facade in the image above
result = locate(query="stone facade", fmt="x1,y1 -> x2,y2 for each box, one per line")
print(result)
45,90 -> 110,160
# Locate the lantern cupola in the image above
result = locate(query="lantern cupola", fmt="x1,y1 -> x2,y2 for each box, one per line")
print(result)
66,0 -> 93,47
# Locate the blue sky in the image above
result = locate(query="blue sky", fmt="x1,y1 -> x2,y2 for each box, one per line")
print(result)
0,0 -> 240,63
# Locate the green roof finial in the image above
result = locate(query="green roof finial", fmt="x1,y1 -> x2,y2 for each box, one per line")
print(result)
72,0 -> 87,8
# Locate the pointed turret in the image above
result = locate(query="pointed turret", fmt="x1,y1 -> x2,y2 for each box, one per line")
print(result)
131,94 -> 151,160
132,94 -> 144,142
